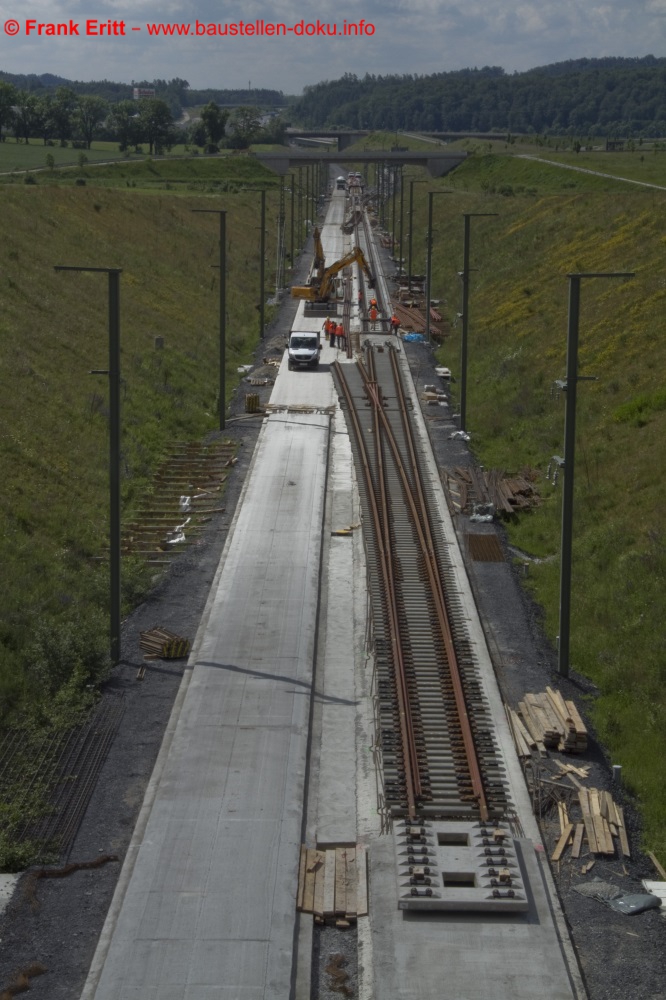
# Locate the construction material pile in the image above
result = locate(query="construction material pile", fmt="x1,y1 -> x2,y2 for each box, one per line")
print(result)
139,626 -> 191,660
508,687 -> 588,755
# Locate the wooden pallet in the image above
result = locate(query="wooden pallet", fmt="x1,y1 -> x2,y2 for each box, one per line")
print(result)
297,845 -> 368,924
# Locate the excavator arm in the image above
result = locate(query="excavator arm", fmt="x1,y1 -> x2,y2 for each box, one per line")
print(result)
291,245 -> 375,302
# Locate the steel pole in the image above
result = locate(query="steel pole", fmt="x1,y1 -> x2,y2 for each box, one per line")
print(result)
557,271 -> 634,675
558,275 -> 580,678
460,214 -> 471,430
290,176 -> 295,270
192,209 -> 227,430
259,189 -> 266,338
391,167 -> 397,254
108,270 -> 121,665
55,265 -> 122,665
425,191 -> 453,345
398,167 -> 404,278
219,211 -> 226,428
408,180 -> 415,288
425,191 -> 434,344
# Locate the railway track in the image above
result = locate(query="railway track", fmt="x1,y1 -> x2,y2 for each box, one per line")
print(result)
333,346 -> 510,825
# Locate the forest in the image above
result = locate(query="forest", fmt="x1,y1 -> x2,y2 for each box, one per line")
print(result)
0,71 -> 284,117
293,56 -> 666,136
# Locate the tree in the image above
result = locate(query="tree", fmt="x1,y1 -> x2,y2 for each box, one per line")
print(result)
74,95 -> 109,149
188,120 -> 207,148
0,81 -> 17,142
228,106 -> 262,148
13,91 -> 39,144
52,87 -> 76,145
107,100 -> 140,151
135,99 -> 174,154
35,95 -> 54,144
200,101 -> 228,146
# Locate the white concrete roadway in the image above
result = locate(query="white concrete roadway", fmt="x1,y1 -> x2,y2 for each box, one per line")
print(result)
81,188 -> 584,1000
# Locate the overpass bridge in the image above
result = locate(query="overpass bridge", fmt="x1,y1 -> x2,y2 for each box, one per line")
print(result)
255,148 -> 466,178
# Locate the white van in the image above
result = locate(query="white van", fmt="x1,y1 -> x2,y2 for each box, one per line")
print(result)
287,331 -> 321,370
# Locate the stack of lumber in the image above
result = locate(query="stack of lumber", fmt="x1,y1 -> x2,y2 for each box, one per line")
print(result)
515,688 -> 588,755
139,627 -> 191,660
484,468 -> 541,515
550,788 -> 631,862
297,845 -> 368,926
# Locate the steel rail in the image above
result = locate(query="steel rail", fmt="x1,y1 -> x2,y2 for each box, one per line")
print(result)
369,367 -> 423,808
333,360 -> 419,817
386,348 -> 489,820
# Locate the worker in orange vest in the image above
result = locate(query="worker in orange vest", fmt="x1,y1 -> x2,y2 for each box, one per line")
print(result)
390,313 -> 400,334
328,318 -> 336,348
335,322 -> 345,349
369,306 -> 378,331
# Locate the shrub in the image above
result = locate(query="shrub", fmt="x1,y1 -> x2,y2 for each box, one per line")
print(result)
24,609 -> 110,697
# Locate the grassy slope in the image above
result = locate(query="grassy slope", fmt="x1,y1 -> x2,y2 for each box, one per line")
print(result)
398,152 -> 666,856
0,139 -> 204,172
0,156 -> 282,720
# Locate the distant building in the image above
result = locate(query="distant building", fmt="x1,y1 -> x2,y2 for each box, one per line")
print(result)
133,88 -> 156,100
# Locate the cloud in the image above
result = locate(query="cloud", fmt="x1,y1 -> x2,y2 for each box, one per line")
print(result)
0,0 -> 661,91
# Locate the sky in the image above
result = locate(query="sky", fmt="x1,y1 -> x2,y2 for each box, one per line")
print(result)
0,0 -> 664,94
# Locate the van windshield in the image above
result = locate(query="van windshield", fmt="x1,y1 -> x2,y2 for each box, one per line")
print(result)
291,337 -> 317,350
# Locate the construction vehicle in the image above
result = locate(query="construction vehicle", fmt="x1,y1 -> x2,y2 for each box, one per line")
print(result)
291,245 -> 376,303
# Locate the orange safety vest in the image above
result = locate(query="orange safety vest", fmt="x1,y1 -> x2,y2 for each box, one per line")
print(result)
369,307 -> 378,321
336,324 -> 344,337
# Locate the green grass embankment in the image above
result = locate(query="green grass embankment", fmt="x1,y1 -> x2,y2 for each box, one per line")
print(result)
0,159 -> 283,728
394,154 -> 666,857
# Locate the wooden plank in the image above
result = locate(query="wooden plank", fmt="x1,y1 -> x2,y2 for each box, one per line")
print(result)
511,709 -> 536,750
518,701 -> 543,744
297,845 -> 307,911
356,844 -> 368,917
546,686 -> 570,724
565,699 -> 588,736
578,788 -> 599,854
507,709 -> 531,757
312,850 -> 327,917
589,790 -> 607,853
323,849 -> 337,918
335,848 -> 348,916
344,848 -> 357,917
571,823 -> 585,859
551,822 -> 574,862
617,807 -> 631,858
607,793 -> 621,828
589,790 -> 614,854
304,849 -> 324,914
648,850 -> 666,879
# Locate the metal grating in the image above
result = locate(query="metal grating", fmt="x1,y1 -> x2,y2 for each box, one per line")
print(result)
466,532 -> 505,563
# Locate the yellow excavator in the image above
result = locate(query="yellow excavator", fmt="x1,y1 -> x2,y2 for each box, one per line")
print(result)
292,238 -> 376,303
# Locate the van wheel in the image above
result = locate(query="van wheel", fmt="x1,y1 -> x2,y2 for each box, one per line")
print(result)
288,360 -> 293,371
